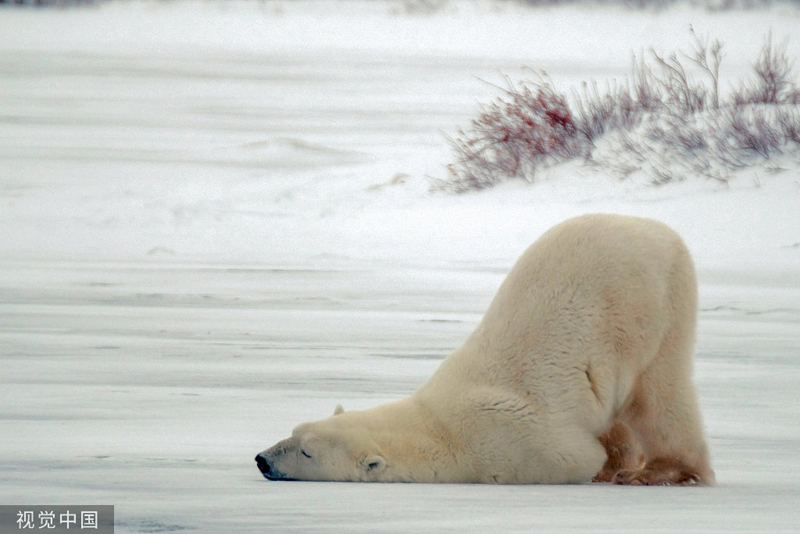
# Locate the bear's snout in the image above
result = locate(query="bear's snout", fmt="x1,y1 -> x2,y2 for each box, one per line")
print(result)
255,454 -> 272,478
255,452 -> 293,481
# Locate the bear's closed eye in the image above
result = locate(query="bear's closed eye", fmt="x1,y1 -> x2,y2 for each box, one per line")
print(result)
301,450 -> 312,459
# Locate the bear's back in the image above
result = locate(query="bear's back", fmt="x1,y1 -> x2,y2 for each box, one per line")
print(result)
483,213 -> 691,337
421,214 -> 695,422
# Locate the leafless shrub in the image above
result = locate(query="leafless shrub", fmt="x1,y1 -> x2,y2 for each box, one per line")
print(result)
650,49 -> 708,115
650,166 -> 681,185
685,27 -> 723,109
780,108 -> 800,143
734,33 -> 796,105
647,115 -> 708,152
440,32 -> 800,193
573,76 -> 651,142
751,34 -> 792,104
726,107 -> 783,157
439,78 -> 587,192
629,54 -> 664,113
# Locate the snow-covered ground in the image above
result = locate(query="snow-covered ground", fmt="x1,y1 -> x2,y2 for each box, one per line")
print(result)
1,0 -> 799,532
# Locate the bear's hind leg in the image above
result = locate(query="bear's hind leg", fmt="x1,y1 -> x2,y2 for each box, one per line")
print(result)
614,279 -> 714,485
614,457 -> 709,486
592,421 -> 644,483
615,325 -> 715,486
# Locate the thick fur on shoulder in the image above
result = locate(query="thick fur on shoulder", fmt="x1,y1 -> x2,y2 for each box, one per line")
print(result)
256,214 -> 714,486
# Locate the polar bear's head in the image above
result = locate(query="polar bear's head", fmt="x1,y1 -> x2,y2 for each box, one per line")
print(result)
255,405 -> 388,482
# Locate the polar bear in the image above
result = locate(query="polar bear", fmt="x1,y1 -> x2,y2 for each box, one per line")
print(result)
255,214 -> 714,485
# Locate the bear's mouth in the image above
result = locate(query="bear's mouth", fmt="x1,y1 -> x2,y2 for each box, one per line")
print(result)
262,471 -> 297,481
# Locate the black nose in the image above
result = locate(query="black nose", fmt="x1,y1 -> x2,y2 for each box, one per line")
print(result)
255,454 -> 271,476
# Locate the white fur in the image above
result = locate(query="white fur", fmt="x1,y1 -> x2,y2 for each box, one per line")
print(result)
256,214 -> 713,485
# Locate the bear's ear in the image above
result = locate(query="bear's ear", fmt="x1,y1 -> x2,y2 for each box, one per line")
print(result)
333,404 -> 345,416
361,454 -> 386,476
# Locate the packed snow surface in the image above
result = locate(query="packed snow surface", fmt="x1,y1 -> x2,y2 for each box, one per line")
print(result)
1,1 -> 799,532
